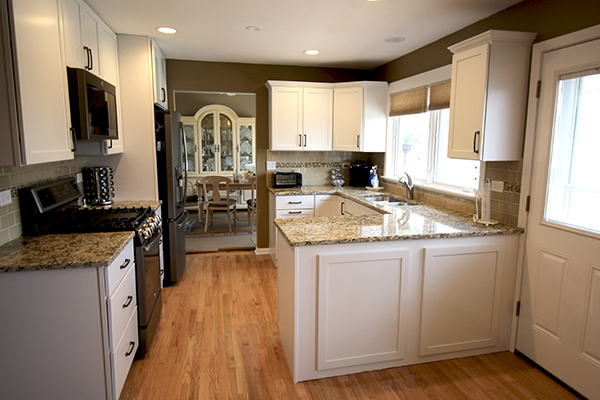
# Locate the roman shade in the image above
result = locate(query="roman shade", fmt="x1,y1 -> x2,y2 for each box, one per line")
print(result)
428,80 -> 451,111
389,86 -> 428,117
389,80 -> 451,116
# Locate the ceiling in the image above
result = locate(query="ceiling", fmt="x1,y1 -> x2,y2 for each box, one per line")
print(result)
86,0 -> 523,69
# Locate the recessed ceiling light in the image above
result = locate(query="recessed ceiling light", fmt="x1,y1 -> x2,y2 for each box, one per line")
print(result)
157,27 -> 177,34
384,36 -> 406,43
246,26 -> 262,31
304,49 -> 320,55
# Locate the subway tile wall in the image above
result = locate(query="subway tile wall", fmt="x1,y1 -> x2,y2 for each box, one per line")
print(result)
0,157 -> 87,246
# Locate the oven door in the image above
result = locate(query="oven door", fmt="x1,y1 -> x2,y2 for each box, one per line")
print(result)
135,228 -> 163,329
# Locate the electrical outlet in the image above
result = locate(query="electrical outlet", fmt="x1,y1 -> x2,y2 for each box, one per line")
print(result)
266,161 -> 276,171
0,189 -> 12,206
76,172 -> 83,183
491,180 -> 504,193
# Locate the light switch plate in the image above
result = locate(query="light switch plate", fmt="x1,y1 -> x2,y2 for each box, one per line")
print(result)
266,161 -> 276,171
491,180 -> 504,193
76,172 -> 83,183
0,189 -> 12,206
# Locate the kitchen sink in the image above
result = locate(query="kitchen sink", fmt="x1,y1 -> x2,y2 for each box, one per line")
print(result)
362,196 -> 414,206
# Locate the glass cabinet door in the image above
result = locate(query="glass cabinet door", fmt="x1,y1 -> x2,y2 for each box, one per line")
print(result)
238,122 -> 254,172
218,114 -> 234,172
182,122 -> 197,174
200,113 -> 215,172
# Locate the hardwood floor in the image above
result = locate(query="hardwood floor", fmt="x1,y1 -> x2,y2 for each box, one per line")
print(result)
119,251 -> 579,400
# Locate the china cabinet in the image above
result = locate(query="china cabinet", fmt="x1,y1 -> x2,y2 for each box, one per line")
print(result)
183,105 -> 256,177
447,30 -> 536,161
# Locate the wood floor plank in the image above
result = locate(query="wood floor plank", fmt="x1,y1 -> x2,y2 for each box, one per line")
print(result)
119,251 -> 579,400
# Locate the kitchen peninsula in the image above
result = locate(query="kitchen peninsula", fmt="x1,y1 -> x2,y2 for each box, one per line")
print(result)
270,187 -> 523,383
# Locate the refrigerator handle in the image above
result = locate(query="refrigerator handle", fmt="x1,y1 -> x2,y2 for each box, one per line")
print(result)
181,123 -> 188,201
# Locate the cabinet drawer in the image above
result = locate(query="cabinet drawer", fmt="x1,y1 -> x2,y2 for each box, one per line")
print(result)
276,195 -> 315,210
107,266 -> 137,350
105,240 -> 135,296
111,308 -> 138,400
276,209 -> 314,219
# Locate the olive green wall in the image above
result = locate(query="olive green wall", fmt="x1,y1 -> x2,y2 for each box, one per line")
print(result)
166,61 -> 371,248
373,0 -> 600,82
166,0 -> 600,249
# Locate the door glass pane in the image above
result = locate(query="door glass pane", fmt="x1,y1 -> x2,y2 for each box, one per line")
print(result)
239,124 -> 253,171
183,124 -> 196,173
546,71 -> 600,233
219,114 -> 234,171
200,113 -> 215,172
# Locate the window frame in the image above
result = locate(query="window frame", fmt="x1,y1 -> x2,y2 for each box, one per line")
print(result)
385,66 -> 481,198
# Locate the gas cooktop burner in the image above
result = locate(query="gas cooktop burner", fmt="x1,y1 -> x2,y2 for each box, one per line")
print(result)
48,206 -> 154,234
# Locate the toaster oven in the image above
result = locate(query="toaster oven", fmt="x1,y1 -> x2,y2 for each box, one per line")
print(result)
273,172 -> 302,188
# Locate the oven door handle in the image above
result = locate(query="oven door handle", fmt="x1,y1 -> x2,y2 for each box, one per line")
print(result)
143,226 -> 163,252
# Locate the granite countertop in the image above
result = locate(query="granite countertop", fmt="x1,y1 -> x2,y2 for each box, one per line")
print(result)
0,231 -> 135,273
271,187 -> 523,247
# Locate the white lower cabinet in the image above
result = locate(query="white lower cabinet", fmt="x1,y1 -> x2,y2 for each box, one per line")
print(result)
340,197 -> 379,216
315,194 -> 341,217
419,243 -> 505,356
317,250 -> 410,370
0,238 -> 137,400
277,233 -> 520,383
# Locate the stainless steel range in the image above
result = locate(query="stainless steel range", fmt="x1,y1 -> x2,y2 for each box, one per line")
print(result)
19,177 -> 163,358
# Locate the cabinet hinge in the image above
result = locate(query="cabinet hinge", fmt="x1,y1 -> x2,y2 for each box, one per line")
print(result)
525,195 -> 531,212
536,81 -> 541,98
516,301 -> 521,316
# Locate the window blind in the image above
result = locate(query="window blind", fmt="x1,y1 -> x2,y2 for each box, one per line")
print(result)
428,80 -> 451,111
389,86 -> 428,117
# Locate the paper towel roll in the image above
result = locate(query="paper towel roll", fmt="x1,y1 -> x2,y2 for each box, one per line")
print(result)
481,181 -> 491,222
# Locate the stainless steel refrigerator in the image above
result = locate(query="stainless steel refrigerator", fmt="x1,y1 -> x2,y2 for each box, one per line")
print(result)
155,108 -> 188,286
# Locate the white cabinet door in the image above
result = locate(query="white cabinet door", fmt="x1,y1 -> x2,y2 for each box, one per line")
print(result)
315,195 -> 341,217
340,198 -> 378,216
447,44 -> 488,160
420,243 -> 505,356
303,87 -> 333,150
152,39 -> 168,109
81,3 -> 100,76
317,249 -> 410,370
447,31 -> 536,161
10,0 -> 74,165
333,87 -> 363,151
97,22 -> 118,85
270,86 -> 303,150
61,0 -> 84,69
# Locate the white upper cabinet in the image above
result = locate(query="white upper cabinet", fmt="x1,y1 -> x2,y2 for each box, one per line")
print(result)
267,82 -> 333,151
152,39 -> 168,109
1,0 -> 74,166
62,0 -> 119,85
447,30 -> 537,161
333,82 -> 388,152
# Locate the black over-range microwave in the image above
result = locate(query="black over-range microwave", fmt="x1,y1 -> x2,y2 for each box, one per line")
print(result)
67,67 -> 118,140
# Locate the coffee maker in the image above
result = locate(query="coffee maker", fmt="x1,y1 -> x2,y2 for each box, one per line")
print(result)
349,160 -> 372,187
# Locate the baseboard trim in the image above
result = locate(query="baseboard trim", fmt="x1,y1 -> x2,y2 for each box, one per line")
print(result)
255,247 -> 271,256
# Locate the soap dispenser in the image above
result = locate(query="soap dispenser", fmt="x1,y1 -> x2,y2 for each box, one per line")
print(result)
369,166 -> 379,188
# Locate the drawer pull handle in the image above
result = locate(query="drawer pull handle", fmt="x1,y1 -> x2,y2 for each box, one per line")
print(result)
125,341 -> 135,357
122,295 -> 133,308
289,211 -> 302,214
120,259 -> 131,269
288,201 -> 302,204
473,131 -> 480,154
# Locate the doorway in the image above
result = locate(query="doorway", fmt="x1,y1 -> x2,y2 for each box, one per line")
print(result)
174,91 -> 257,252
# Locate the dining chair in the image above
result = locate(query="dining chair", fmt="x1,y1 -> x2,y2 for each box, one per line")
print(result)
245,177 -> 257,233
201,176 -> 237,232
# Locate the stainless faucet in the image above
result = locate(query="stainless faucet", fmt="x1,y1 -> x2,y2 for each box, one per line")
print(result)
400,172 -> 414,200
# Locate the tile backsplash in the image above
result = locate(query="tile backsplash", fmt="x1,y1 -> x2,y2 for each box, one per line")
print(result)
0,157 -> 87,246
383,160 -> 523,227
266,150 -> 385,186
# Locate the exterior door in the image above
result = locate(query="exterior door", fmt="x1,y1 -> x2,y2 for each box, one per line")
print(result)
516,37 -> 600,400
